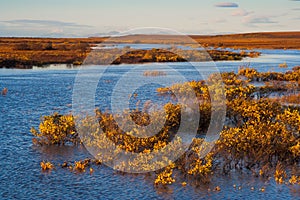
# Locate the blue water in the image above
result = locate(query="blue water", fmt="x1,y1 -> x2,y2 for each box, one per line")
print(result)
0,49 -> 299,199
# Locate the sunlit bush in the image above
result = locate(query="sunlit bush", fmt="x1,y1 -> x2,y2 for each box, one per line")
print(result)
31,113 -> 79,145
40,161 -> 54,171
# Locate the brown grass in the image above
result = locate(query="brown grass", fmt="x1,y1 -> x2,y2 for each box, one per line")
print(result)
1,31 -> 300,68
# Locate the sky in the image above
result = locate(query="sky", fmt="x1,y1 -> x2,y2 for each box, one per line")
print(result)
0,0 -> 299,37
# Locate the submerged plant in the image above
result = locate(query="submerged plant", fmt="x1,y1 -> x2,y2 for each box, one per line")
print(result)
40,161 -> 54,171
154,164 -> 176,186
32,67 -> 300,187
31,113 -> 79,145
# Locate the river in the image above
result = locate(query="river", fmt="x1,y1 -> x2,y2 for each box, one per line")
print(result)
0,48 -> 299,199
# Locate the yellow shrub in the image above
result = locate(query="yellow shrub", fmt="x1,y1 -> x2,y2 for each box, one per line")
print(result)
31,113 -> 79,145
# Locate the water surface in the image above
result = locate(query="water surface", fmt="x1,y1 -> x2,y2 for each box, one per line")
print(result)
0,49 -> 299,199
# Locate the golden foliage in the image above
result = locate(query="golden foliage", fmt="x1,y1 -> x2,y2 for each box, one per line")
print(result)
32,67 -> 300,186
274,162 -> 287,184
31,113 -> 79,145
154,164 -> 176,186
40,161 -> 54,171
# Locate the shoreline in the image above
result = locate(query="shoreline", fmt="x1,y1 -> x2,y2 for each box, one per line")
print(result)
0,31 -> 299,69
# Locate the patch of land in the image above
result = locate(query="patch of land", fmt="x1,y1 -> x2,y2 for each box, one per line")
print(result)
117,31 -> 300,49
0,31 -> 299,68
85,48 -> 259,65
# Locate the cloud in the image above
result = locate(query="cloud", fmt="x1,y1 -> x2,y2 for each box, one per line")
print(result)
89,31 -> 122,37
214,2 -> 239,8
243,16 -> 278,24
50,28 -> 64,34
1,19 -> 92,28
242,12 -> 287,25
231,9 -> 254,16
0,19 -> 94,37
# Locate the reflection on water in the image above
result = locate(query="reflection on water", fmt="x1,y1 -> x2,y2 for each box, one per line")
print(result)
0,49 -> 299,199
32,64 -> 80,70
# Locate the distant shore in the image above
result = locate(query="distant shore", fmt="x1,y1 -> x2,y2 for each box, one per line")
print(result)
0,31 -> 299,69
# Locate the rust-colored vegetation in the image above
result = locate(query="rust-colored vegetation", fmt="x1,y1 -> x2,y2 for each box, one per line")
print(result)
73,47 -> 257,65
143,70 -> 167,77
104,31 -> 300,49
112,48 -> 255,64
0,38 -> 104,68
2,31 -> 300,68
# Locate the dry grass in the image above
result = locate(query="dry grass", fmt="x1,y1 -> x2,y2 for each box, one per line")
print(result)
1,31 -> 300,68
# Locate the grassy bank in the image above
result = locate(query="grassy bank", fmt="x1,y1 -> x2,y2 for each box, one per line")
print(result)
1,31 -> 300,68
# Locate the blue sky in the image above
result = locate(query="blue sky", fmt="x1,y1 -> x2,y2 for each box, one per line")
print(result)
0,0 -> 299,37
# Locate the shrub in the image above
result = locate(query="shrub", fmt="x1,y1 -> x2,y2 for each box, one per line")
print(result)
31,113 -> 79,145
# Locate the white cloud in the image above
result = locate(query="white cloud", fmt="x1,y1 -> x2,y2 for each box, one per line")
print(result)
50,28 -> 64,34
0,19 -> 94,37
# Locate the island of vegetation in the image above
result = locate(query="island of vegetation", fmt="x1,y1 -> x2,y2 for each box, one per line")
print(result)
31,66 -> 300,187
